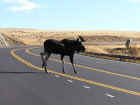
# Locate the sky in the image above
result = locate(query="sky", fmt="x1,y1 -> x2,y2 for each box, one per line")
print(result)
0,0 -> 140,31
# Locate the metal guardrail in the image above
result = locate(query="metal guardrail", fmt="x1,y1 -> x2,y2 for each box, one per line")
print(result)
84,41 -> 140,46
84,52 -> 140,61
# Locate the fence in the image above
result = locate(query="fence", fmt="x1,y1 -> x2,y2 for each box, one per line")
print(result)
83,52 -> 140,62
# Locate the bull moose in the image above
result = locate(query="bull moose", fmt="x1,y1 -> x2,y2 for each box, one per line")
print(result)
40,36 -> 86,74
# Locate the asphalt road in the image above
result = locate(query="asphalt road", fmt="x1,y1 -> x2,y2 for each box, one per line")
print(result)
0,47 -> 140,105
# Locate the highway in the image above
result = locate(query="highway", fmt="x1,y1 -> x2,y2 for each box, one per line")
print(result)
0,47 -> 140,105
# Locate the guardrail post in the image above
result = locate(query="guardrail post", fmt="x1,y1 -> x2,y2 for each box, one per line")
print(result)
120,57 -> 124,61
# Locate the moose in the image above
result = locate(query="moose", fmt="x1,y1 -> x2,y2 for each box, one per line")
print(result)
40,36 -> 86,74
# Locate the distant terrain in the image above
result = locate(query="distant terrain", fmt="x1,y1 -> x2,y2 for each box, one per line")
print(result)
1,28 -> 140,55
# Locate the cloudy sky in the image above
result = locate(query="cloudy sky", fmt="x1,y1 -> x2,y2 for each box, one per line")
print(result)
0,0 -> 140,30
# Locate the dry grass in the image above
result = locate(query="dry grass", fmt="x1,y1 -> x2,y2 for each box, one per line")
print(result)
129,45 -> 140,57
85,45 -> 108,54
2,28 -> 140,37
1,28 -> 140,54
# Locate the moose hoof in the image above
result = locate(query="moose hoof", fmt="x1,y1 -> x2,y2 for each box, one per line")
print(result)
74,71 -> 77,74
44,67 -> 48,73
45,69 -> 48,73
45,71 -> 48,73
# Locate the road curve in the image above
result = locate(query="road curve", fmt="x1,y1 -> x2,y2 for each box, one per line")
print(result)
0,47 -> 140,105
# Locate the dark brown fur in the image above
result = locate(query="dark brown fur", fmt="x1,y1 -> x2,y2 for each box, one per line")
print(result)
40,36 -> 85,74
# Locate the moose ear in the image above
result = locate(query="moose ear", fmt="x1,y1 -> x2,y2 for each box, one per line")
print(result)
78,36 -> 85,42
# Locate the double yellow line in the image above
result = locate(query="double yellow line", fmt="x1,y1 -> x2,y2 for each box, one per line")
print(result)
26,47 -> 140,81
11,48 -> 140,96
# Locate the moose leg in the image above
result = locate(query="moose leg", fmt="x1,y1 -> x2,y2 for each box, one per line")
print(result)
40,52 -> 46,68
44,55 -> 48,73
61,55 -> 65,73
44,53 -> 51,73
69,54 -> 77,74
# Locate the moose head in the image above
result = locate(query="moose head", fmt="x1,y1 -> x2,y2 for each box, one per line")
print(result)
74,36 -> 85,53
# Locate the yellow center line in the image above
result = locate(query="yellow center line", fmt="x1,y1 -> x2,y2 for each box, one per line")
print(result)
10,48 -> 140,96
26,47 -> 140,81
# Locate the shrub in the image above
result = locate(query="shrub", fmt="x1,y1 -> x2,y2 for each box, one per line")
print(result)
129,45 -> 139,56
